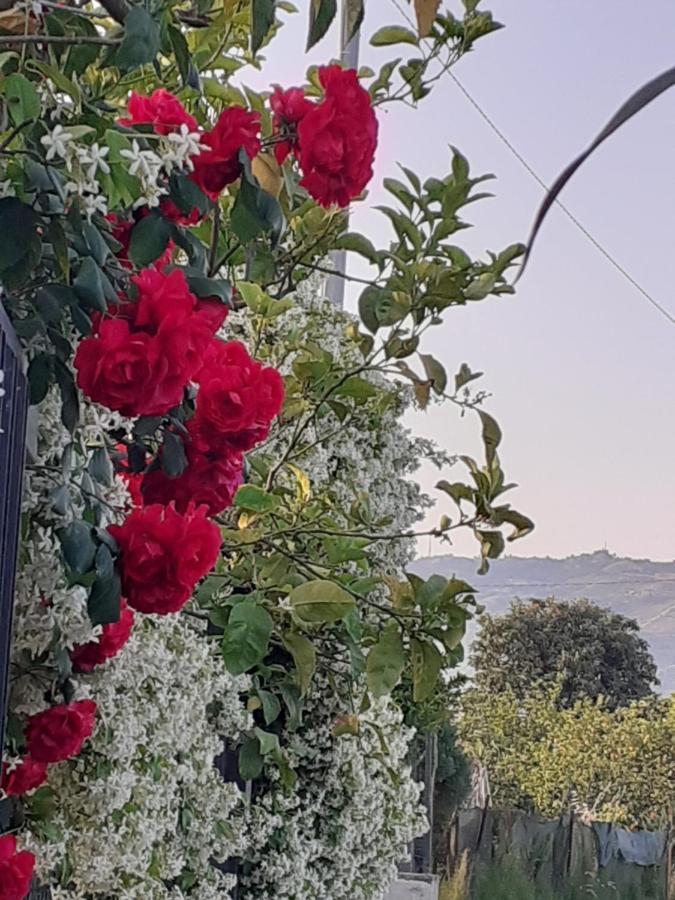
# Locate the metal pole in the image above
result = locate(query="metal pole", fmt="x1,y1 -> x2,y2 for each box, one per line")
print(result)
326,1 -> 361,310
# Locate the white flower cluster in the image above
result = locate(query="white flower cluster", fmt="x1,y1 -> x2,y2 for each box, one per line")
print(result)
27,616 -> 250,900
37,118 -> 202,217
240,680 -> 426,900
228,280 -> 430,897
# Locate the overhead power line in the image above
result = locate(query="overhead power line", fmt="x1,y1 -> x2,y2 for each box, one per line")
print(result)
445,72 -> 675,327
386,0 -> 675,326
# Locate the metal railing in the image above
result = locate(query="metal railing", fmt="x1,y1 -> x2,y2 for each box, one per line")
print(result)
0,300 -> 28,752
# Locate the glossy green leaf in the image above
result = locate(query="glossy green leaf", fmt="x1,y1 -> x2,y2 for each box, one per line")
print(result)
4,74 -> 40,125
283,631 -> 316,696
128,213 -> 172,267
222,602 -> 273,674
290,580 -> 355,625
112,7 -> 161,72
370,25 -> 418,46
307,0 -> 337,50
366,624 -> 405,697
411,637 -> 443,701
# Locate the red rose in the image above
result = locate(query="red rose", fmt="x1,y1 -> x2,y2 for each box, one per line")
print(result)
142,448 -> 243,516
0,836 -> 35,900
25,700 -> 97,765
297,65 -> 378,208
270,86 -> 315,164
189,340 -> 284,453
74,319 -> 186,418
159,197 -> 205,227
119,89 -> 198,136
108,503 -> 221,615
132,267 -> 198,331
71,600 -> 135,672
194,296 -> 229,333
191,107 -> 261,197
1,756 -> 47,797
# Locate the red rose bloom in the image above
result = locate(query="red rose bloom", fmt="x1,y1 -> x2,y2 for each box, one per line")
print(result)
0,836 -> 35,900
74,319 -> 186,418
1,756 -> 47,797
132,267 -> 198,330
159,197 -> 205,227
75,267 -> 219,418
71,600 -> 135,673
119,89 -> 198,136
297,65 -> 378,208
108,503 -> 221,615
189,340 -> 284,454
191,107 -> 261,198
25,700 -> 97,765
142,448 -> 243,516
270,86 -> 315,164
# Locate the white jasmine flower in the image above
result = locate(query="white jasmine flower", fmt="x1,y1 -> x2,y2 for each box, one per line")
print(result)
120,139 -> 162,182
0,179 -> 14,198
83,191 -> 108,220
77,142 -> 110,180
40,124 -> 74,161
164,125 -> 203,171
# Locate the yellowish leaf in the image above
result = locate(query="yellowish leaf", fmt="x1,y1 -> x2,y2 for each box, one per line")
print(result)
414,0 -> 441,37
252,152 -> 283,198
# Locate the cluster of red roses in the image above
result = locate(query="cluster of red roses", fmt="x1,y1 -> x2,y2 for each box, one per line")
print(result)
0,700 -> 98,893
117,64 -> 377,211
74,266 -> 227,418
270,65 -> 379,208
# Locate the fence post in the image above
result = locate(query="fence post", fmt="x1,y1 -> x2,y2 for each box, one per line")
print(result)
0,300 -> 28,752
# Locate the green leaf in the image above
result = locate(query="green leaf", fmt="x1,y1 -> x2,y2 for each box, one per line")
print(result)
128,213 -> 172,267
88,447 -> 113,486
479,410 -> 502,466
161,432 -> 188,479
334,232 -> 379,263
334,376 -> 377,402
88,570 -> 122,626
234,484 -> 278,513
0,198 -> 40,280
185,275 -> 232,306
59,521 -> 97,574
231,167 -> 284,244
411,638 -> 443,701
27,354 -> 52,405
254,726 -> 280,756
53,359 -> 79,432
221,602 -> 273,674
290,580 -> 355,625
167,25 -> 191,87
436,480 -> 473,507
112,7 -> 161,72
344,0 -> 364,42
252,0 -> 276,54
168,172 -> 209,217
258,689 -> 281,725
73,257 -> 106,312
420,354 -> 447,395
282,632 -> 316,696
4,73 -> 40,125
370,25 -> 418,46
366,624 -> 405,697
239,735 -> 264,780
307,0 -> 337,50
454,362 -> 483,391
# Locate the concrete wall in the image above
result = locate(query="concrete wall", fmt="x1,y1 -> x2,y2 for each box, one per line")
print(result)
384,875 -> 439,900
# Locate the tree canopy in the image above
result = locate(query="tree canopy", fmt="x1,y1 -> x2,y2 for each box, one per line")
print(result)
470,597 -> 658,708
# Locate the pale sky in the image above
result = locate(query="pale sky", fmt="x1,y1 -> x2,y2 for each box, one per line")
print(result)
249,1 -> 675,562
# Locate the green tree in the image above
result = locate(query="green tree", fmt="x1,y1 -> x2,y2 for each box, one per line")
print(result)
459,684 -> 675,829
471,598 -> 657,709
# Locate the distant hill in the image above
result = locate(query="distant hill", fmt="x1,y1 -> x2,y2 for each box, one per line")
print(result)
409,550 -> 675,694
